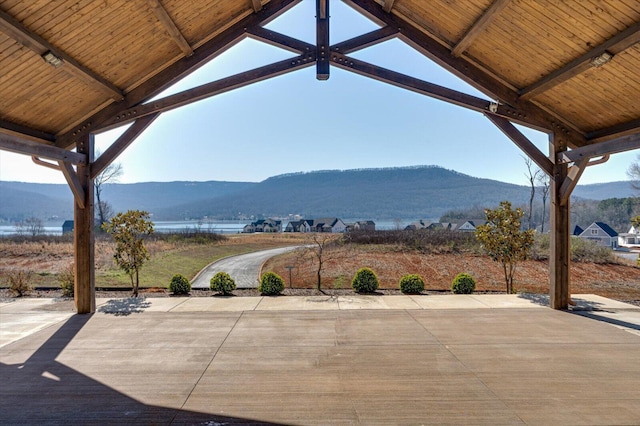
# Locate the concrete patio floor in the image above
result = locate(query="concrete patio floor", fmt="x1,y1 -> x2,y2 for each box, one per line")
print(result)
1,294 -> 640,425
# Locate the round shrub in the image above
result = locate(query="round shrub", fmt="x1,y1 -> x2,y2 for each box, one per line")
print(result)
169,274 -> 191,295
210,271 -> 236,295
351,267 -> 379,293
259,272 -> 285,296
399,274 -> 424,294
451,273 -> 475,294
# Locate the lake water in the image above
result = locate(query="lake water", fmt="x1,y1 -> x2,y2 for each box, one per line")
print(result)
0,219 -> 402,236
0,221 -> 247,236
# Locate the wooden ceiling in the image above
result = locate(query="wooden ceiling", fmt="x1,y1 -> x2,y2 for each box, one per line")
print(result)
1,0 -> 639,157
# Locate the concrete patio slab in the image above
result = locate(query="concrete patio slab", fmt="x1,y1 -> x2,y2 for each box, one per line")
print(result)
409,294 -> 490,309
0,311 -> 74,349
170,296 -> 262,312
572,293 -> 640,310
337,294 -> 422,309
470,294 -> 548,308
1,297 -> 640,425
0,298 -> 72,313
256,295 -> 339,310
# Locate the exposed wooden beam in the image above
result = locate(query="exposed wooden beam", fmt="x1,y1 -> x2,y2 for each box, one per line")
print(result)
484,114 -> 554,176
74,134 -> 95,314
587,119 -> 640,143
57,0 -> 301,149
519,22 -> 640,100
560,158 -> 588,206
32,156 -> 61,171
0,9 -> 123,101
451,0 -> 510,57
146,0 -> 193,57
550,131 -> 571,309
557,133 -> 640,164
91,114 -> 160,179
382,0 -> 396,13
251,0 -> 263,12
96,54 -> 314,131
0,119 -> 56,143
331,52 -> 555,132
246,26 -> 315,54
331,26 -> 399,54
316,0 -> 330,80
343,0 -> 586,148
0,133 -> 86,164
59,161 -> 86,209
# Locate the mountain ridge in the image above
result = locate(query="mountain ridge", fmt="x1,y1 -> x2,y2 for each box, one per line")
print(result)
0,165 -> 635,222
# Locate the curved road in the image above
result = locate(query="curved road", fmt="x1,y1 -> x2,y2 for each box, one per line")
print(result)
191,246 -> 301,289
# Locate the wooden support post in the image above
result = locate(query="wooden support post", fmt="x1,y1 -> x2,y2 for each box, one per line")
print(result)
74,134 -> 95,314
316,0 -> 329,80
549,132 -> 570,309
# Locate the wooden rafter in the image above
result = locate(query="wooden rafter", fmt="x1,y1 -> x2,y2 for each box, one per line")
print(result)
146,0 -> 193,57
95,54 -> 315,132
0,9 -> 123,101
0,119 -> 56,143
331,26 -> 399,54
91,114 -> 160,179
0,133 -> 86,164
56,0 -> 301,149
382,0 -> 396,13
451,0 -> 510,57
331,52 -> 556,132
557,133 -> 640,165
316,0 -> 330,80
246,26 -> 315,54
587,119 -> 640,143
251,0 -> 263,12
519,22 -> 640,100
343,0 -> 587,148
483,114 -> 554,176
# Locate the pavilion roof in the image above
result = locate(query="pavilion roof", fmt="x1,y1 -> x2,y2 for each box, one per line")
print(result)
1,0 -> 638,157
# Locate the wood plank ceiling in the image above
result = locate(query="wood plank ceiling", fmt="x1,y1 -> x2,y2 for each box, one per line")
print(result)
0,0 -> 639,154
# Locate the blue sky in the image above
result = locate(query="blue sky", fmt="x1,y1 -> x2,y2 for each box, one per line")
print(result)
0,0 -> 637,186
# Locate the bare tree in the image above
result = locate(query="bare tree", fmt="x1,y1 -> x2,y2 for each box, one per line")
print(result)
302,232 -> 340,292
523,156 -> 541,230
15,217 -> 44,238
94,150 -> 123,226
536,172 -> 550,233
627,154 -> 640,191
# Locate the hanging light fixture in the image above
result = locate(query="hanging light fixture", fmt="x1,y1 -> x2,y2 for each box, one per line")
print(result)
590,51 -> 613,68
42,51 -> 63,68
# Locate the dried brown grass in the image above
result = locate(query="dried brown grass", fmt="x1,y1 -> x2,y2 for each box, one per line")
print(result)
263,244 -> 640,300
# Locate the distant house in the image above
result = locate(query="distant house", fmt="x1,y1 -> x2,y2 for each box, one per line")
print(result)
618,225 -> 639,247
346,220 -> 376,232
62,220 -> 74,234
454,220 -> 486,232
290,217 -> 347,233
575,222 -> 618,248
405,220 -> 479,231
404,220 -> 445,231
284,220 -> 304,232
242,218 -> 282,233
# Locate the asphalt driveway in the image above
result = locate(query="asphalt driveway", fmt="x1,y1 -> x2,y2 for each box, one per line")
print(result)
190,246 -> 301,288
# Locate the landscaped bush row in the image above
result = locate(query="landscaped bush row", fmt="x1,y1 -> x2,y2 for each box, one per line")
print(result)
168,270 -> 477,296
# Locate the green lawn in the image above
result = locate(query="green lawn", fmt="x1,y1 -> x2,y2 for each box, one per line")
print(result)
97,241 -> 292,288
